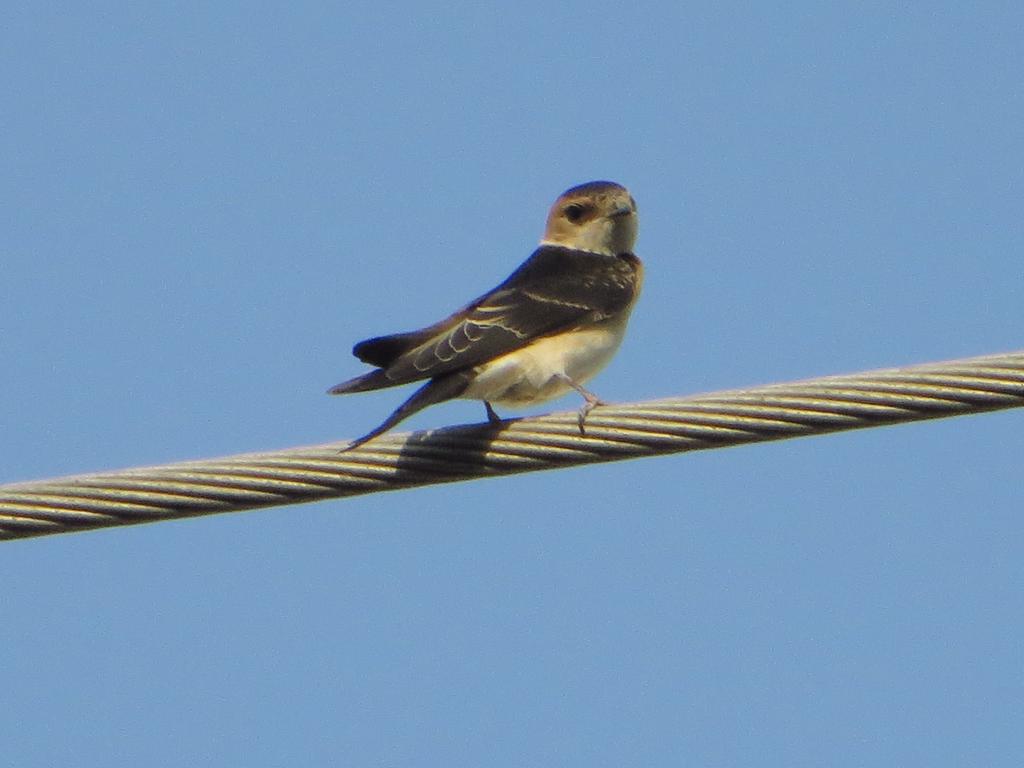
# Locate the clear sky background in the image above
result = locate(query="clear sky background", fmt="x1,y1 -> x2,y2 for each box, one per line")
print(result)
3,3 -> 1023,766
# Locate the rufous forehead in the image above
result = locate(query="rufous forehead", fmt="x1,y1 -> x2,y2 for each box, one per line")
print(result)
559,180 -> 628,197
553,181 -> 633,209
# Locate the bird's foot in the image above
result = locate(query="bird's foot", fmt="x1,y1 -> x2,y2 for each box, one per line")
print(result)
484,401 -> 503,424
576,392 -> 607,435
553,374 -> 605,435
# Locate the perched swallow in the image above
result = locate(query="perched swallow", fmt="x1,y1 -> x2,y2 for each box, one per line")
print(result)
329,180 -> 643,449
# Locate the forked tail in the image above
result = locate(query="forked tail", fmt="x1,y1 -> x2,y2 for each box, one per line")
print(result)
341,371 -> 471,451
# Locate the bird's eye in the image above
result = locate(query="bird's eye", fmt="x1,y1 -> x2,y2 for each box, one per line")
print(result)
564,203 -> 585,223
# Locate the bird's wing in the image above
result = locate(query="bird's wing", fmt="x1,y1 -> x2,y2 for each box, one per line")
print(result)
358,246 -> 640,387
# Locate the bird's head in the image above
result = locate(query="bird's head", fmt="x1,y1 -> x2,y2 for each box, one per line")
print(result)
540,181 -> 638,256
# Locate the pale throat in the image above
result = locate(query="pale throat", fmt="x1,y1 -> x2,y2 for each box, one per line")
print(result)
541,219 -> 637,256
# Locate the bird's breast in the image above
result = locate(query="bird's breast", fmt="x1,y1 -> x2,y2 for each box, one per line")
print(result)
460,317 -> 629,407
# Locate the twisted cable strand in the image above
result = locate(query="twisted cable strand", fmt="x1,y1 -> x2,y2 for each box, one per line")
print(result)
3,350 -> 1023,541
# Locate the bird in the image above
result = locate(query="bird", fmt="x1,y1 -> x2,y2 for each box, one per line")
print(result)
328,180 -> 643,450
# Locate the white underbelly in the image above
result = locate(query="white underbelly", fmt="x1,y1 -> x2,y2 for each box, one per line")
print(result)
460,318 -> 628,407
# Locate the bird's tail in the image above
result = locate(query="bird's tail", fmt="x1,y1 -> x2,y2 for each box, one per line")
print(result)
327,369 -> 394,395
341,372 -> 471,451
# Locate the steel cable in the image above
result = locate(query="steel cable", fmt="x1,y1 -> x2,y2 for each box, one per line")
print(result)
3,350 -> 1023,541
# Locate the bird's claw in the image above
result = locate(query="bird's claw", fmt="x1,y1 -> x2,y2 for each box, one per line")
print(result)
576,395 -> 606,435
484,401 -> 503,424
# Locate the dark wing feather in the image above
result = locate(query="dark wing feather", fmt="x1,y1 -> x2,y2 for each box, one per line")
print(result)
353,332 -> 421,367
367,246 -> 640,387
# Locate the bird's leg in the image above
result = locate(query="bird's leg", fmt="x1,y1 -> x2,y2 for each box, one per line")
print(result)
483,400 -> 503,424
554,374 -> 605,434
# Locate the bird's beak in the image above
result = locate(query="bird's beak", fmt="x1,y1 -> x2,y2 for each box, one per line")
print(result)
609,204 -> 634,219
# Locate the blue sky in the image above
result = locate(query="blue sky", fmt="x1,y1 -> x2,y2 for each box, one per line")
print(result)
3,3 -> 1023,765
